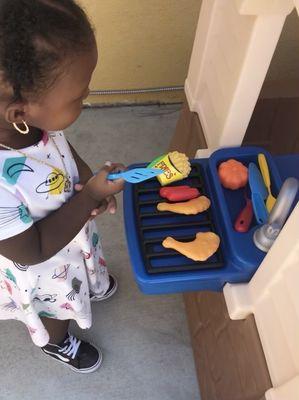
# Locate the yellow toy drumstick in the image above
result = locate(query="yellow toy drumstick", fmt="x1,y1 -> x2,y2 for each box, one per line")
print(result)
258,154 -> 276,212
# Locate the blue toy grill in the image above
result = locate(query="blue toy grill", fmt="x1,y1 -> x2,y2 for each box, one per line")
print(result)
124,147 -> 288,295
133,163 -> 224,274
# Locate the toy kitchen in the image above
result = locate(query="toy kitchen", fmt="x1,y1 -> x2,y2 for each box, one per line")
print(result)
123,1 -> 299,400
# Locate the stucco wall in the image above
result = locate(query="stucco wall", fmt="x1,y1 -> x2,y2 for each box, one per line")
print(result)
79,1 -> 299,104
78,0 -> 201,104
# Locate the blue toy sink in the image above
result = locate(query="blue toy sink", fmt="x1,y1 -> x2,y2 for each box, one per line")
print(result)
123,147 -> 288,294
207,147 -> 282,272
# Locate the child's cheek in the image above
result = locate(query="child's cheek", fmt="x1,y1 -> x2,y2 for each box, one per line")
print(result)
56,105 -> 83,130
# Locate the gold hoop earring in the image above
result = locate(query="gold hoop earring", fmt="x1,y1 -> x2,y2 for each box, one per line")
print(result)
13,121 -> 29,135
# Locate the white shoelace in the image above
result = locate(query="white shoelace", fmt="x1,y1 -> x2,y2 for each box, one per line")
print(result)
58,335 -> 81,359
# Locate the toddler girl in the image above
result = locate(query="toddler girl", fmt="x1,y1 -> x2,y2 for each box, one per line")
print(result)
0,0 -> 124,373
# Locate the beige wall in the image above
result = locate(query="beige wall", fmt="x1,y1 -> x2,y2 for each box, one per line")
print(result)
78,0 -> 201,104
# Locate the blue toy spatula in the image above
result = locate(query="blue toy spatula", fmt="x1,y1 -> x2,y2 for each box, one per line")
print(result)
248,163 -> 269,224
107,168 -> 163,183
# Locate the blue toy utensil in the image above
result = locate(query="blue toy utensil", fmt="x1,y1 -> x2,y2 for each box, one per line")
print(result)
248,163 -> 269,224
107,168 -> 163,183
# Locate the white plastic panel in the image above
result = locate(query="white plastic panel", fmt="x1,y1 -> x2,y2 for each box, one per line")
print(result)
224,204 -> 299,400
235,0 -> 294,15
188,2 -> 299,398
185,0 -> 293,148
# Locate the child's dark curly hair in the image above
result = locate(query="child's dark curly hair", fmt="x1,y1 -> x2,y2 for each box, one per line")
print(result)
0,0 -> 94,102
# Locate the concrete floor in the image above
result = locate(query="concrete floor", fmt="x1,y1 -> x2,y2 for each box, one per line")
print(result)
0,105 -> 200,400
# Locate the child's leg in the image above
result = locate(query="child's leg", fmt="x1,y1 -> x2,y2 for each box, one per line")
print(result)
41,317 -> 70,344
41,317 -> 102,373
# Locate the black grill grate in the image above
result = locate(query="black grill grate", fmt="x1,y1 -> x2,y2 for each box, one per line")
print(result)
133,163 -> 224,274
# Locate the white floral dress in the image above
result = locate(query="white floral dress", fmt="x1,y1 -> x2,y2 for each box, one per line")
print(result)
0,131 -> 109,347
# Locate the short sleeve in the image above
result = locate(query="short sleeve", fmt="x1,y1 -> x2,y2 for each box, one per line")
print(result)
0,187 -> 33,241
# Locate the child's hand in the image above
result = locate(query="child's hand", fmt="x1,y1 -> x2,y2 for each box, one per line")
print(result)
91,195 -> 117,218
74,181 -> 117,219
87,195 -> 117,220
84,163 -> 126,202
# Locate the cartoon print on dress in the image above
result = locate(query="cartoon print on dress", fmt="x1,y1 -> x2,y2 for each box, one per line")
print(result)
4,280 -> 12,295
13,261 -> 30,272
18,204 -> 32,224
98,257 -> 106,267
33,294 -> 57,303
52,264 -> 70,281
3,268 -> 17,285
81,251 -> 91,260
92,233 -> 99,248
66,277 -> 82,301
87,266 -> 96,276
36,168 -> 65,195
60,303 -> 74,311
0,279 -> 12,294
0,204 -> 32,229
2,298 -> 19,312
2,157 -> 34,185
38,311 -> 56,318
0,134 -> 107,340
27,326 -> 37,336
83,245 -> 99,260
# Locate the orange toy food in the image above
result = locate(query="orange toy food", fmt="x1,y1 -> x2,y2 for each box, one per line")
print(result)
162,232 -> 220,261
157,196 -> 210,215
218,159 -> 248,190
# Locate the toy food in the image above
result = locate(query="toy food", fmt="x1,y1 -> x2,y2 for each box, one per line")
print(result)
258,153 -> 276,212
159,186 -> 200,202
234,197 -> 253,233
148,151 -> 191,186
162,232 -> 220,261
218,159 -> 248,190
157,196 -> 210,215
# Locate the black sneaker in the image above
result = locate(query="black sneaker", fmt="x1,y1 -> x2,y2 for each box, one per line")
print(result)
90,273 -> 118,302
41,333 -> 102,373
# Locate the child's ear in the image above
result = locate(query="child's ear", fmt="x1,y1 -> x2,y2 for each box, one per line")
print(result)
4,102 -> 28,125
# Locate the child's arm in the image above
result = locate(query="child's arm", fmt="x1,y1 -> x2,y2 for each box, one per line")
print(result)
68,141 -> 94,184
68,142 -> 118,217
0,166 -> 124,266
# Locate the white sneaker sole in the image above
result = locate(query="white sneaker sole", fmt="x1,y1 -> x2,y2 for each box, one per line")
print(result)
90,273 -> 118,302
42,346 -> 103,374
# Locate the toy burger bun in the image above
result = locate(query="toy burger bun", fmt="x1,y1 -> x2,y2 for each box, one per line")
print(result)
148,151 -> 191,186
218,159 -> 248,190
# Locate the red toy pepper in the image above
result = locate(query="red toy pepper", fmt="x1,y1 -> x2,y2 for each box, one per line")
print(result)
159,186 -> 200,202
